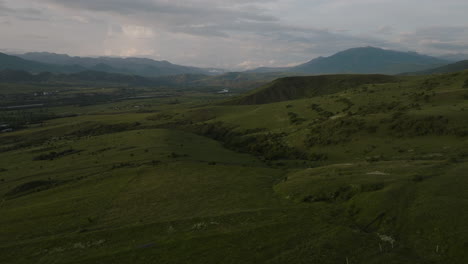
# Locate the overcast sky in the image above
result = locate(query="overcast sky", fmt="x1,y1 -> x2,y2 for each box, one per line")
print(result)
1,0 -> 468,70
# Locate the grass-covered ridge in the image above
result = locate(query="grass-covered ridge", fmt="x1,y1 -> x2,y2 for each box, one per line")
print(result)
227,74 -> 398,105
1,70 -> 468,263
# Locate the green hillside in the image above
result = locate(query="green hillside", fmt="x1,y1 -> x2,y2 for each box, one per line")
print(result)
1,70 -> 468,263
227,74 -> 398,105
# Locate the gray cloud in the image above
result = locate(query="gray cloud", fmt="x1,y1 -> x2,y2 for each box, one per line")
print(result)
1,0 -> 468,69
0,0 -> 45,21
398,26 -> 468,54
44,0 -> 282,39
427,42 -> 468,53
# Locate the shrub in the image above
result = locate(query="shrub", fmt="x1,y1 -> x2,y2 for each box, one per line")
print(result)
463,79 -> 468,89
310,103 -> 334,118
33,149 -> 80,161
306,118 -> 367,146
288,112 -> 306,125
388,114 -> 450,137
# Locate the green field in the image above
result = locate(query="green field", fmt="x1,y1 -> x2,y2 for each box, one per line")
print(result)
1,71 -> 468,263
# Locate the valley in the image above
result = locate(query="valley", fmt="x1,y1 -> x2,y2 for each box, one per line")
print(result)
1,69 -> 468,263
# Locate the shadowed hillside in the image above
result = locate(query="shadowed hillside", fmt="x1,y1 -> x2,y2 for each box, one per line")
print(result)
227,74 -> 398,105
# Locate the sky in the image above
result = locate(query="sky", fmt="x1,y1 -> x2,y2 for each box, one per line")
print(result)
1,0 -> 468,70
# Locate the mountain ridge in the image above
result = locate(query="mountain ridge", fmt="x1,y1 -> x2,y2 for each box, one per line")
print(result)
2,52 -> 224,77
248,47 -> 448,75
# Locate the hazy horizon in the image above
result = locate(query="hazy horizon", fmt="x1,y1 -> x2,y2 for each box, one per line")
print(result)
1,0 -> 468,70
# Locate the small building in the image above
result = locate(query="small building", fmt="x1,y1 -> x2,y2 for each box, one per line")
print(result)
217,89 -> 229,94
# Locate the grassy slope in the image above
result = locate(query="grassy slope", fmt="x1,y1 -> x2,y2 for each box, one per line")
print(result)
1,71 -> 468,263
227,74 -> 398,105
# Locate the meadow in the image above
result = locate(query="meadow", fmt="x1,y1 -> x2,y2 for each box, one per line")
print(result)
1,71 -> 468,263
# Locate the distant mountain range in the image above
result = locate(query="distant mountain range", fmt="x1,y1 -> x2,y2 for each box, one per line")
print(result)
0,52 -> 224,77
249,47 -> 448,75
2,47 -> 468,85
0,53 -> 86,73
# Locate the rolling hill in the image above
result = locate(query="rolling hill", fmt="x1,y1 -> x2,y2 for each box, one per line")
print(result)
227,74 -> 398,105
1,70 -> 468,263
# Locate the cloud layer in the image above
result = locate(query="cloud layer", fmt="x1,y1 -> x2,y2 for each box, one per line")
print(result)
1,0 -> 468,69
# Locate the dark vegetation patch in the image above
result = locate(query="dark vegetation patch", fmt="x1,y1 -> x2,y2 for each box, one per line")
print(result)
95,147 -> 113,153
301,184 -> 377,203
4,180 -> 65,199
111,160 -> 161,170
157,121 -> 311,161
310,103 -> 334,118
111,162 -> 140,169
420,79 -> 441,90
33,149 -> 81,161
365,155 -> 385,163
0,142 -> 36,153
28,146 -> 57,154
0,127 -> 75,153
409,91 -> 436,103
168,152 -> 189,159
182,109 -> 217,123
147,109 -> 216,124
146,113 -> 174,121
242,127 -> 268,135
68,122 -> 142,137
189,122 -> 306,160
288,112 -> 306,125
386,113 -> 468,137
232,132 -> 310,160
356,101 -> 403,115
0,110 -> 59,129
119,146 -> 137,151
308,153 -> 329,161
335,97 -> 355,112
306,118 -> 368,146
449,150 -> 468,163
